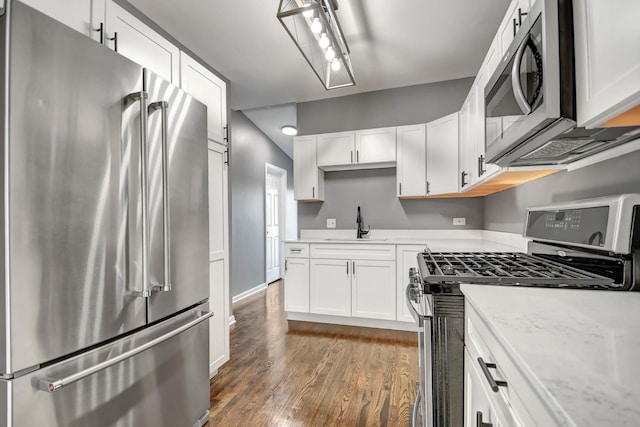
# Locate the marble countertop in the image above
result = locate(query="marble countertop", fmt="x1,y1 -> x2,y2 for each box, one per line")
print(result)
461,285 -> 640,427
286,229 -> 528,252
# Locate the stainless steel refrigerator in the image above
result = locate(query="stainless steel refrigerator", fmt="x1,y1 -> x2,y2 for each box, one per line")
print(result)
0,1 -> 212,425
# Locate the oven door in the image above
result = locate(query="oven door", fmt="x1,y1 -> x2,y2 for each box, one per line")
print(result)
406,282 -> 433,427
484,0 -> 573,166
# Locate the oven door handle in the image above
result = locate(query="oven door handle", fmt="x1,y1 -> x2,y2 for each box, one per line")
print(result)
410,386 -> 422,427
406,283 -> 432,326
511,33 -> 533,115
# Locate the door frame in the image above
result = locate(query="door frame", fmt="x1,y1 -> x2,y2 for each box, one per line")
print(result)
265,163 -> 287,284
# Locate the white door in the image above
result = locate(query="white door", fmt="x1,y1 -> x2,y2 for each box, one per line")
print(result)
266,165 -> 285,284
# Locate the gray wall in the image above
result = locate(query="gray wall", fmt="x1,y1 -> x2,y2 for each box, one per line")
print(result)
297,78 -> 473,135
297,79 -> 482,231
230,111 -> 294,298
298,168 -> 484,230
484,149 -> 640,233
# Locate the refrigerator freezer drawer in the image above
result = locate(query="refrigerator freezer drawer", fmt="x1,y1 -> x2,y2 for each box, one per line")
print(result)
0,303 -> 211,427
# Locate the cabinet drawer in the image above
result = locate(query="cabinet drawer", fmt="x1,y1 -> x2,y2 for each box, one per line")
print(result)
285,243 -> 309,258
466,301 -> 558,427
310,244 -> 395,261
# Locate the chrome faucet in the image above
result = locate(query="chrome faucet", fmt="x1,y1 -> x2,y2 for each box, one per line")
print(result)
356,206 -> 370,239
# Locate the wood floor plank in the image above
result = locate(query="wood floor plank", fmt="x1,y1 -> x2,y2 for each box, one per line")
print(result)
208,280 -> 418,426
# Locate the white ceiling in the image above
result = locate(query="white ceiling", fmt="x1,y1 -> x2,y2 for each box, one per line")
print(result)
126,0 -> 511,157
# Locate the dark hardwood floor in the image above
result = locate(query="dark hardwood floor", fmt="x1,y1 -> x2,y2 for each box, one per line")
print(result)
208,280 -> 418,427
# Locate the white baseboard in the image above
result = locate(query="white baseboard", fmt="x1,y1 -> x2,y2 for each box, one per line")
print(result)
232,282 -> 267,303
286,312 -> 418,332
229,315 -> 236,326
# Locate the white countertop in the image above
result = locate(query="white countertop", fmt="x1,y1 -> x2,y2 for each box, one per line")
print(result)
461,285 -> 640,427
287,229 -> 529,252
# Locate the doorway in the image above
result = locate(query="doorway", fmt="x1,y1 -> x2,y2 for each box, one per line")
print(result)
265,164 -> 286,284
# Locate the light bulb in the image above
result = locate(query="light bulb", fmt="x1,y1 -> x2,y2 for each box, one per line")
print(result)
302,2 -> 313,18
325,46 -> 335,61
311,18 -> 322,34
331,58 -> 341,71
319,33 -> 329,49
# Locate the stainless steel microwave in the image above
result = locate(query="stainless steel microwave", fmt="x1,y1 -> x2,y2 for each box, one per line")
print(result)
484,0 -> 640,167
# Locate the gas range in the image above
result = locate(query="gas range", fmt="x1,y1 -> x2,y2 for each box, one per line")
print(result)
407,194 -> 640,427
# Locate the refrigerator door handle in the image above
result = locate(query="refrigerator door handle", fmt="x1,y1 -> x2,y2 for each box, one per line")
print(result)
127,91 -> 152,298
149,100 -> 172,292
37,310 -> 214,393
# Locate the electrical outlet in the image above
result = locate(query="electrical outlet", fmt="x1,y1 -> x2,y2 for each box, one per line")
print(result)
327,218 -> 337,228
453,217 -> 466,226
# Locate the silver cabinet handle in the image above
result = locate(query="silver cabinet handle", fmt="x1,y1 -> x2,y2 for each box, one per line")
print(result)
346,261 -> 349,275
352,261 -> 356,276
356,150 -> 359,163
149,101 -> 172,292
477,357 -> 507,392
312,186 -> 315,199
38,311 -> 214,393
399,182 -> 402,196
285,259 -> 288,272
127,91 -> 151,298
350,150 -> 353,164
477,411 -> 493,427
289,249 -> 303,253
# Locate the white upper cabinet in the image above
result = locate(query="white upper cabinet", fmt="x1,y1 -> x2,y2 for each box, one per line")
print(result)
427,112 -> 460,196
20,0 -> 105,42
105,1 -> 179,84
396,124 -> 427,198
294,136 -> 324,201
317,127 -> 396,170
316,131 -> 355,167
354,127 -> 396,165
180,52 -> 228,144
497,0 -> 531,62
574,0 -> 640,128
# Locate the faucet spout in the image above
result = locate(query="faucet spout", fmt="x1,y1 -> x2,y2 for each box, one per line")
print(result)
356,206 -> 370,239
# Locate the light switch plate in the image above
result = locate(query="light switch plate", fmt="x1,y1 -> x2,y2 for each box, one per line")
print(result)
327,218 -> 337,228
453,217 -> 466,226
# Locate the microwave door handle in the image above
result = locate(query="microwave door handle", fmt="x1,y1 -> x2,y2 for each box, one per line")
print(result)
148,101 -> 172,292
511,34 -> 533,115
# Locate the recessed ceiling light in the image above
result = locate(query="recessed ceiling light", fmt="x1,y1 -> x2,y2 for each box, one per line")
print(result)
281,125 -> 298,136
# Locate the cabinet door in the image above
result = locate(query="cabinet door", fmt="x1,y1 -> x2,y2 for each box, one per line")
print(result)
351,260 -> 396,320
21,0 -> 104,41
396,245 -> 424,323
208,141 -> 230,375
105,1 -> 180,83
180,52 -> 228,144
574,0 -> 640,128
497,0 -> 530,63
459,94 -> 476,191
355,127 -> 396,164
427,112 -> 459,195
293,136 -> 324,201
310,259 -> 351,316
284,258 -> 310,313
474,67 -> 501,181
317,131 -> 355,167
396,124 -> 427,197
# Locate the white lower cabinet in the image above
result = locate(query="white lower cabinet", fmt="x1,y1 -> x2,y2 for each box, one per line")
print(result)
310,259 -> 352,316
284,258 -> 309,313
464,349 -> 506,427
351,260 -> 396,320
465,300 -> 559,427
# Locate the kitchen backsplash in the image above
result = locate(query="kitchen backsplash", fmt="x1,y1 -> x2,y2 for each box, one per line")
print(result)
297,168 -> 484,231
